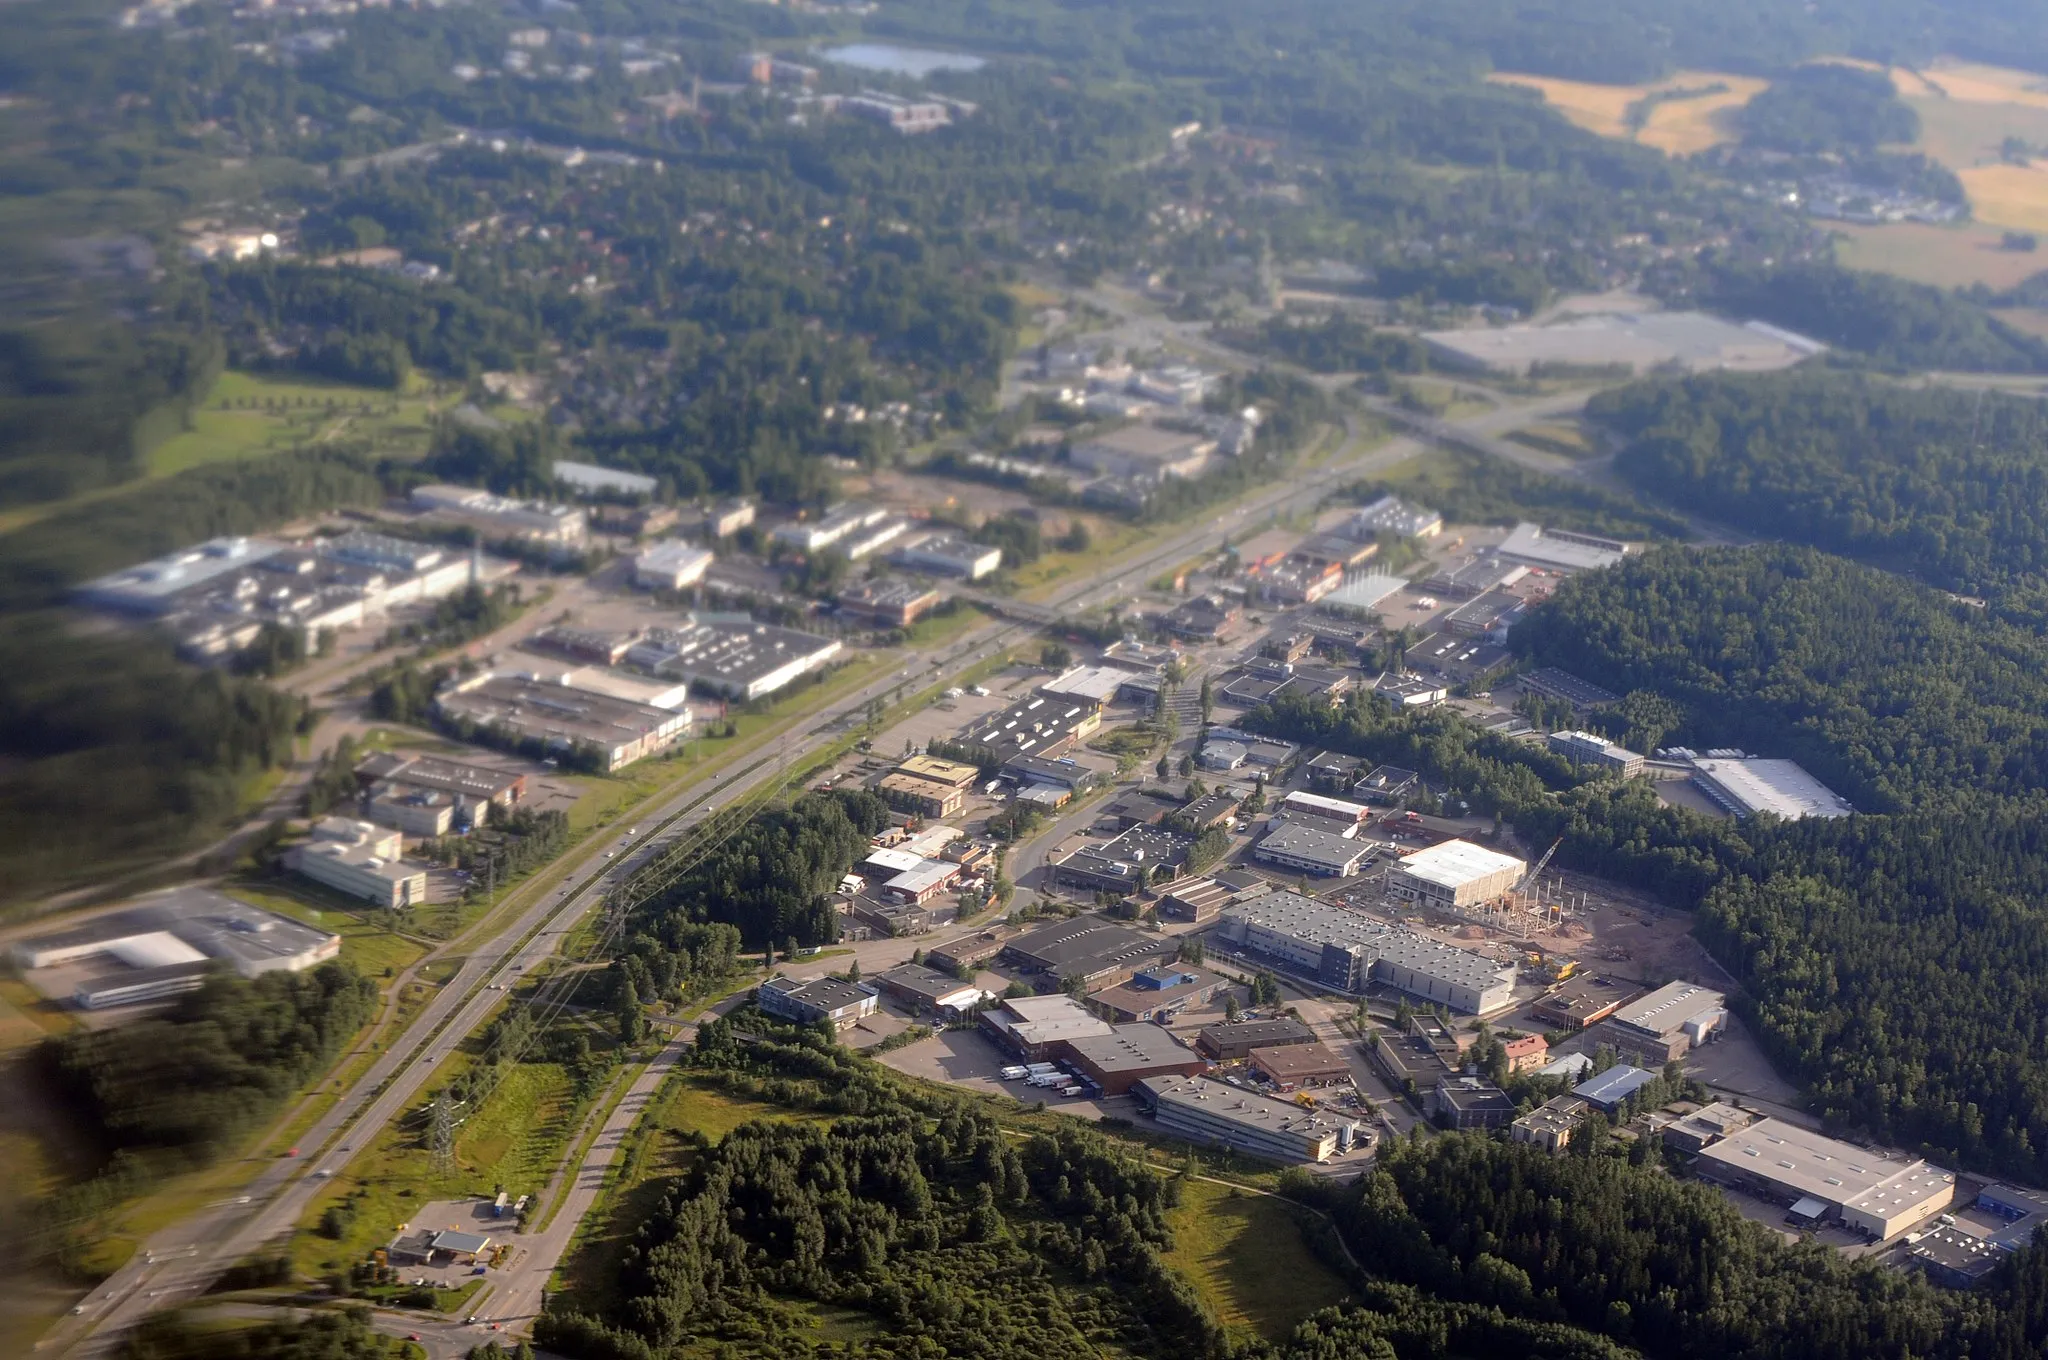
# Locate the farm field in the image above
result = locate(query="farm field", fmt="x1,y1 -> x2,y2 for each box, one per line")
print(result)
1487,69 -> 1766,155
1160,1178 -> 1351,1342
1833,220 -> 2048,289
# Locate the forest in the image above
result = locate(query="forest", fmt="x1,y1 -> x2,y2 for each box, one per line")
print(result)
1590,371 -> 2048,608
617,788 -> 891,954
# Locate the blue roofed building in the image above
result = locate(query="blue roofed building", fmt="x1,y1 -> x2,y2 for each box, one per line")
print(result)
1573,1063 -> 1657,1113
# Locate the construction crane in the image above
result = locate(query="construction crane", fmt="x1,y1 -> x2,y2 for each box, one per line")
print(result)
1519,836 -> 1565,894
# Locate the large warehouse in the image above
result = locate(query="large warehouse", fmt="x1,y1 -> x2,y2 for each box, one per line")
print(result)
1214,890 -> 1516,1013
1134,1075 -> 1362,1163
1690,757 -> 1854,820
1389,840 -> 1527,910
1420,311 -> 1822,376
12,888 -> 342,1010
1696,1118 -> 1956,1240
1064,1025 -> 1207,1095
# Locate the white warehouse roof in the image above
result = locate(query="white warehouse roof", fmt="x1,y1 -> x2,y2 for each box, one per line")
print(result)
1395,839 -> 1527,891
1691,757 -> 1854,820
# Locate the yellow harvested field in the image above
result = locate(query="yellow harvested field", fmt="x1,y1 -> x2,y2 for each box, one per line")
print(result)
1959,164 -> 2048,235
1834,220 -> 2048,290
1920,59 -> 2048,111
1993,307 -> 2048,340
1488,70 -> 1766,154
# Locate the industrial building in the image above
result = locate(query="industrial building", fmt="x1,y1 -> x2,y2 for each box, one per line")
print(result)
1253,823 -> 1374,877
1086,965 -> 1228,1024
353,752 -> 525,825
875,773 -> 965,819
1037,665 -> 1130,710
1531,975 -> 1640,1030
1696,1118 -> 1957,1239
1420,311 -> 1822,377
553,459 -> 657,497
1249,1041 -> 1350,1091
858,846 -> 962,906
624,618 -> 843,701
1520,667 -> 1620,709
1278,790 -> 1372,834
874,963 -> 993,1017
1195,1016 -> 1317,1061
999,917 -> 1173,992
12,887 -> 343,1010
1909,1184 -> 2048,1287
1595,980 -> 1727,1066
435,673 -> 691,772
1443,589 -> 1527,640
1134,1075 -> 1361,1163
898,754 -> 981,789
1663,1101 -> 1760,1155
890,531 -> 1003,581
631,541 -> 714,591
77,532 -> 491,661
980,993 -> 1115,1059
411,484 -> 587,544
844,89 -> 954,133
962,694 -> 1101,761
1346,494 -> 1443,541
757,975 -> 879,1031
1690,757 -> 1855,820
1163,594 -> 1240,641
1064,1025 -> 1207,1095
1068,425 -> 1216,481
1157,877 -> 1236,924
1388,839 -> 1527,910
1002,754 -> 1098,795
771,502 -> 894,554
1317,573 -> 1411,619
1548,730 -> 1645,777
288,818 -> 430,908
364,785 -> 459,837
529,625 -> 637,666
1419,557 -> 1529,599
838,577 -> 943,628
1573,1064 -> 1658,1113
1513,1096 -> 1591,1153
1353,765 -> 1420,804
509,658 -> 695,712
1215,891 -> 1516,1012
1495,523 -> 1630,574
1430,1076 -> 1517,1130
1054,824 -> 1195,894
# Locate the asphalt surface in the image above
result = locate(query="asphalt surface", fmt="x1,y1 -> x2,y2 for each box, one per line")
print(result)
54,383 -> 1586,1354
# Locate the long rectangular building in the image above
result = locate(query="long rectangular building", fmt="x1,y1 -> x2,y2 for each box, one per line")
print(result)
436,673 -> 690,772
1134,1075 -> 1359,1164
1696,1118 -> 1956,1240
1215,890 -> 1515,1013
1389,839 -> 1527,910
625,618 -> 843,702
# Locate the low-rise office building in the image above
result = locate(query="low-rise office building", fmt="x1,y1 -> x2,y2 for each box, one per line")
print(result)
758,975 -> 879,1031
1500,1031 -> 1551,1073
1696,1118 -> 1957,1239
1430,1076 -> 1517,1130
288,817 -> 429,909
1195,1016 -> 1317,1061
1086,965 -> 1228,1024
412,484 -> 587,544
364,784 -> 459,837
1348,494 -> 1443,541
703,498 -> 757,538
1134,1075 -> 1359,1163
838,577 -> 944,628
1065,1025 -> 1207,1095
1069,425 -> 1215,481
1389,839 -> 1527,910
1573,1064 -> 1658,1113
1548,730 -> 1645,777
1250,1041 -> 1350,1091
898,754 -> 980,789
770,502 -> 893,554
1513,1095 -> 1591,1153
876,773 -> 966,819
435,672 -> 690,772
1002,754 -> 1098,795
552,459 -> 658,498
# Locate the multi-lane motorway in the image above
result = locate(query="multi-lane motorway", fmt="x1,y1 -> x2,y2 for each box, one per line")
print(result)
56,385 -> 1577,1355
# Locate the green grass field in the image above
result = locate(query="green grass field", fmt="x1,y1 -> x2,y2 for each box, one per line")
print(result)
1161,1179 -> 1351,1342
